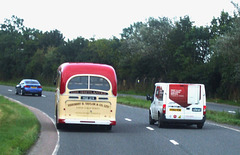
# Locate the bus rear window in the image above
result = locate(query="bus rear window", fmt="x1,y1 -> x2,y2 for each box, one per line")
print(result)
68,76 -> 88,89
90,76 -> 110,91
68,76 -> 110,91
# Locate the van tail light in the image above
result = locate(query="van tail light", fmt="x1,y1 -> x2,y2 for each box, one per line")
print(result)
203,105 -> 207,115
162,104 -> 166,114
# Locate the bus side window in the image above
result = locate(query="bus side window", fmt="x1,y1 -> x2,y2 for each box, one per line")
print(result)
57,72 -> 61,88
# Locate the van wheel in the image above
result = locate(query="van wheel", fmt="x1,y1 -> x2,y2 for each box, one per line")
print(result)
158,113 -> 164,128
197,123 -> 204,129
149,110 -> 155,125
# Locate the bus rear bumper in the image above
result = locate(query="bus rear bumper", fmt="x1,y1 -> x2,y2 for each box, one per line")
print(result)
60,119 -> 116,125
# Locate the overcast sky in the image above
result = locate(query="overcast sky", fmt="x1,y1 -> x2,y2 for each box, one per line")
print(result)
0,0 -> 238,40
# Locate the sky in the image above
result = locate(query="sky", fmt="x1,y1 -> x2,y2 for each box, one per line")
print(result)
0,0 -> 238,40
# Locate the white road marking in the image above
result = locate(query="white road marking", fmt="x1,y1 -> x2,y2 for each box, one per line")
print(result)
170,140 -> 179,145
228,111 -> 236,114
8,89 -> 13,92
207,122 -> 240,133
125,118 -> 132,121
42,95 -> 46,97
146,127 -> 154,131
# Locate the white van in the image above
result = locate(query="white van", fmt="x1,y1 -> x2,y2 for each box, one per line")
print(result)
147,83 -> 206,129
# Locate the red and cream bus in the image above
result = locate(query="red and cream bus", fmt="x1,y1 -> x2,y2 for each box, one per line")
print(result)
55,62 -> 117,130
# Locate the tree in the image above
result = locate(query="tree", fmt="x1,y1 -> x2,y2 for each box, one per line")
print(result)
0,16 -> 25,80
211,16 -> 240,100
119,17 -> 173,84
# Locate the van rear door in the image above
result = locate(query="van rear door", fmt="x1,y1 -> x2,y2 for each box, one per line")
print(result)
166,84 -> 187,120
185,85 -> 203,120
166,84 -> 203,120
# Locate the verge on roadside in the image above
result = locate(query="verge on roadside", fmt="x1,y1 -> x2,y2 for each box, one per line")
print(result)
2,96 -> 59,155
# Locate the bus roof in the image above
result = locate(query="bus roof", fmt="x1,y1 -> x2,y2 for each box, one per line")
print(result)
58,62 -> 117,96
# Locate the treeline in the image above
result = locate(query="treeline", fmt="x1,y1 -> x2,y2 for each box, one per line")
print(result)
0,7 -> 240,101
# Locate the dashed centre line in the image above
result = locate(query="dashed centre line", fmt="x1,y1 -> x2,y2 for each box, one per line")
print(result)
124,118 -> 132,122
8,89 -> 13,92
146,127 -> 154,131
170,140 -> 179,145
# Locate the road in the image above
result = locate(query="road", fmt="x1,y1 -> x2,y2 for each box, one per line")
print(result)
1,85 -> 240,155
118,94 -> 240,113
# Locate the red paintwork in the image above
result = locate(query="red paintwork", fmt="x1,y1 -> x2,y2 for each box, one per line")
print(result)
169,84 -> 190,108
58,62 -> 117,96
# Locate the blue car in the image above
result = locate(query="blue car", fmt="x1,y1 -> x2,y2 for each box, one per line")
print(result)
15,79 -> 42,96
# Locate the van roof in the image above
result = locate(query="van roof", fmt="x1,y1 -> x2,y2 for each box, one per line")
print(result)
58,62 -> 117,96
155,82 -> 204,86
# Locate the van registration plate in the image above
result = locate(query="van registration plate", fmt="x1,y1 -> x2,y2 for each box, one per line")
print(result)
192,108 -> 201,112
169,109 -> 181,111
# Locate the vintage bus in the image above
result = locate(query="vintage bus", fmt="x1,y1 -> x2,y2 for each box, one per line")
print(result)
55,62 -> 117,130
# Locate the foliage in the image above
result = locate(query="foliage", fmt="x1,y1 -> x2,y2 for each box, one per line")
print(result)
210,15 -> 240,100
0,6 -> 240,102
118,96 -> 151,109
207,110 -> 240,126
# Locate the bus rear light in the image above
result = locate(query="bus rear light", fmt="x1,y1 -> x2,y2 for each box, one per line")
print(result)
162,104 -> 166,114
203,105 -> 207,115
58,119 -> 65,124
110,121 -> 116,125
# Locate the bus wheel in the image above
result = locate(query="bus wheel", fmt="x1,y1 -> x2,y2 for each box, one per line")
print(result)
55,110 -> 63,129
56,123 -> 63,129
105,125 -> 112,130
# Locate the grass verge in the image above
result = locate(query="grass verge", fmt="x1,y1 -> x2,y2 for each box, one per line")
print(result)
207,98 -> 240,107
118,96 -> 240,127
0,96 -> 40,155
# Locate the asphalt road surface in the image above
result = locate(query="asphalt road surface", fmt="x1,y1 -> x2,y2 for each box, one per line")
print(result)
1,85 -> 240,155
